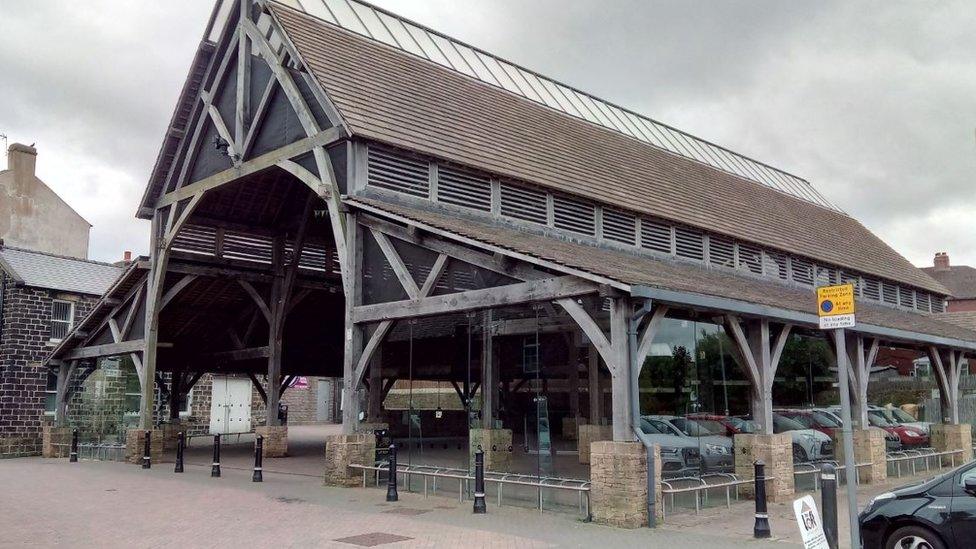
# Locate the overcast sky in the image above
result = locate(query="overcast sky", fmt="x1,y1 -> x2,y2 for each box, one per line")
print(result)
1,0 -> 973,269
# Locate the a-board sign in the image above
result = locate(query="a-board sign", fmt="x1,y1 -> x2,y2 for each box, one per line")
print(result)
817,283 -> 855,329
793,495 -> 830,549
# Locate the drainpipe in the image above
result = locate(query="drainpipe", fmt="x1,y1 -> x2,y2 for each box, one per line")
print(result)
628,297 -> 656,527
0,273 -> 6,345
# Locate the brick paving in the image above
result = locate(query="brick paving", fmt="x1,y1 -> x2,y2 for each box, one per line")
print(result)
0,457 -> 799,548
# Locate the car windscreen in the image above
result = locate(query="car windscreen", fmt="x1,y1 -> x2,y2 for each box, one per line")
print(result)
673,418 -> 724,436
640,418 -> 664,435
890,408 -> 917,423
868,413 -> 893,427
728,417 -> 759,433
772,414 -> 806,432
811,411 -> 841,428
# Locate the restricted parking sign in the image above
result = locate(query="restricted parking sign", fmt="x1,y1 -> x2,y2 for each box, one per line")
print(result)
816,283 -> 855,329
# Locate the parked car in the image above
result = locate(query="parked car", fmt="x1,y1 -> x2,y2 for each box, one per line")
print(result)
815,407 -> 903,452
860,459 -> 976,548
645,415 -> 734,473
638,417 -> 703,478
776,408 -> 841,436
871,404 -> 933,436
868,411 -> 930,449
770,413 -> 834,463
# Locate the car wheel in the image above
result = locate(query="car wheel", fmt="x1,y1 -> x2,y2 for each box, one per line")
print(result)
885,525 -> 945,549
792,444 -> 807,463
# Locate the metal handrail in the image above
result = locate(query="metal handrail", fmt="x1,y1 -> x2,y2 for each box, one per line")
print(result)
348,463 -> 590,519
886,448 -> 965,477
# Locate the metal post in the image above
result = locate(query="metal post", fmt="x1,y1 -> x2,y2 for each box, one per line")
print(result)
386,444 -> 398,502
175,432 -> 185,473
253,435 -> 264,482
70,429 -> 79,463
211,434 -> 221,477
833,328 -> 860,549
142,430 -> 151,469
821,463 -> 838,549
473,446 -> 487,514
753,460 -> 770,538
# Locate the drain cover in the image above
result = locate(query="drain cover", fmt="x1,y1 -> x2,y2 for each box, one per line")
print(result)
382,507 -> 430,516
334,532 -> 413,547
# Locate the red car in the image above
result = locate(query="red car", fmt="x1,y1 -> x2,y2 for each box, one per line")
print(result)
686,413 -> 759,436
868,410 -> 929,448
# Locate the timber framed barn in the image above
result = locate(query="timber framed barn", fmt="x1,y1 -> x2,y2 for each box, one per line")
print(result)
46,0 -> 975,525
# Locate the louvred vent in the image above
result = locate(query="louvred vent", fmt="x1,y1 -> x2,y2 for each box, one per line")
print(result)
675,226 -> 704,261
438,164 -> 491,212
500,183 -> 547,225
368,145 -> 430,198
553,195 -> 595,236
640,218 -> 672,254
602,208 -> 637,245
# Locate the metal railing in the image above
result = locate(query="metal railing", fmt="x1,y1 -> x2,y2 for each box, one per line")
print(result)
49,441 -> 126,462
886,448 -> 967,478
659,473 -> 752,519
794,460 -> 869,490
349,462 -> 590,519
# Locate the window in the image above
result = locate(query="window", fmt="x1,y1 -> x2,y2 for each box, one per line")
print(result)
44,371 -> 57,415
521,336 -> 540,374
123,360 -> 141,416
50,300 -> 74,341
178,389 -> 193,416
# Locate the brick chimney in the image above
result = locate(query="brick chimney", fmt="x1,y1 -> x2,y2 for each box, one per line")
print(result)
7,143 -> 37,177
933,252 -> 950,272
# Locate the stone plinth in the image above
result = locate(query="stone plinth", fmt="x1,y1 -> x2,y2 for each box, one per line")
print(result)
42,426 -> 72,458
125,429 -> 164,465
831,429 -> 886,484
931,423 -> 973,466
160,423 -> 185,452
733,433 -> 794,503
578,424 -> 612,464
324,434 -> 375,487
562,417 -> 580,441
256,426 -> 288,457
468,428 -> 513,472
590,441 -> 659,528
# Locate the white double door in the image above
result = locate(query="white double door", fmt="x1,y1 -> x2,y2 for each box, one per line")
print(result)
209,376 -> 253,435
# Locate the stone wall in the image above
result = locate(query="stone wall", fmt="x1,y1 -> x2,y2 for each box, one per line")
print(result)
577,423 -> 612,464
324,433 -> 375,487
931,423 -> 973,466
589,441 -> 660,528
831,429 -> 886,484
733,433 -> 794,503
468,428 -> 513,472
0,282 -> 95,457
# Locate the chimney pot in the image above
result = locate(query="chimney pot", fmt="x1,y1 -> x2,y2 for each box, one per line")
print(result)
6,143 -> 37,177
933,252 -> 950,272
123,250 -> 132,262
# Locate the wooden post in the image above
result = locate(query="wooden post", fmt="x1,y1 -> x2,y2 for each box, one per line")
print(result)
266,236 -> 285,427
568,358 -> 581,421
481,310 -> 494,429
609,297 -> 634,442
367,352 -> 383,422
342,211 -> 364,433
588,345 -> 601,424
169,371 -> 182,421
141,209 -> 170,429
54,361 -> 76,428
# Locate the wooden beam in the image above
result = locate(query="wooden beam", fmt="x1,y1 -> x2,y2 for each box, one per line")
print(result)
238,280 -> 271,322
558,298 -> 614,374
635,305 -> 669,374
63,339 -> 170,360
370,228 -> 421,298
247,372 -> 268,404
159,274 -> 199,311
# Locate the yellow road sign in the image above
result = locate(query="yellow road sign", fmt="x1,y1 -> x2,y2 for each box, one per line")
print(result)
817,283 -> 855,329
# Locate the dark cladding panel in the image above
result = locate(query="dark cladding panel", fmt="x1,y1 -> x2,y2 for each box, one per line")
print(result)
250,82 -> 307,157
187,121 -> 234,185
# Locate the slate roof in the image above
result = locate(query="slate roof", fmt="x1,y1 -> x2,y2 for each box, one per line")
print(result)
0,246 -> 122,296
347,197 -> 976,346
922,265 -> 976,300
933,312 -> 976,332
269,3 -> 945,296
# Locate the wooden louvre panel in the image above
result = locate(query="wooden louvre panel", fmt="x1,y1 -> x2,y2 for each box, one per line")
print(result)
839,271 -> 860,294
674,225 -> 704,261
882,281 -> 899,305
708,234 -> 735,268
367,145 -> 430,198
552,194 -> 596,236
816,265 -> 837,286
640,217 -> 673,254
602,208 -> 637,245
790,257 -> 814,286
737,242 -> 763,275
763,250 -> 789,281
223,230 -> 273,264
899,286 -> 915,309
862,277 -> 882,301
500,182 -> 547,225
916,292 -> 930,312
931,297 -> 945,313
171,224 -> 217,256
437,164 -> 491,212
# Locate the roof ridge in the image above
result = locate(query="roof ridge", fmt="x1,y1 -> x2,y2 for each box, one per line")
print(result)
266,0 -> 842,212
0,245 -> 120,268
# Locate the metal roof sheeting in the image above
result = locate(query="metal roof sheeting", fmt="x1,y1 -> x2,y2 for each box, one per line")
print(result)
0,247 -> 122,296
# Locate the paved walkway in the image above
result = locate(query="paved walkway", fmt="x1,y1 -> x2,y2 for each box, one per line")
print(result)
0,456 -> 800,548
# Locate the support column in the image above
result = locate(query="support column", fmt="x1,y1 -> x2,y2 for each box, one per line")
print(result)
367,352 -> 383,423
733,433 -> 795,502
266,236 -> 285,428
324,433 -> 375,486
931,423 -> 973,466
469,428 -> 512,472
564,359 -> 581,440
481,310 -> 495,430
141,210 -> 168,430
726,317 -> 792,435
342,212 -> 364,433
53,361 -> 76,428
590,441 -> 661,527
929,347 -> 965,425
609,297 -> 634,442
587,345 -> 602,424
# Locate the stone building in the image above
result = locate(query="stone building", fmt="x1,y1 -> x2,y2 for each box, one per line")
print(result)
0,143 -> 91,259
0,245 -> 120,456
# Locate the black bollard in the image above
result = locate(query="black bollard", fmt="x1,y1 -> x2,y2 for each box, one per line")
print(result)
821,463 -> 838,549
142,430 -> 152,469
69,429 -> 79,463
473,446 -> 487,514
753,460 -> 770,538
211,435 -> 221,477
386,444 -> 398,502
253,435 -> 264,482
174,432 -> 185,473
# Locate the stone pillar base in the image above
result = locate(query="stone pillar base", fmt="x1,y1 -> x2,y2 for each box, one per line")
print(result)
832,429 -> 886,484
324,433 -> 376,487
931,423 -> 973,466
733,433 -> 794,503
578,424 -> 612,464
42,426 -> 72,458
469,428 -> 513,472
255,426 -> 288,457
562,417 -> 580,441
160,423 -> 186,452
590,441 -> 660,528
125,429 -> 164,465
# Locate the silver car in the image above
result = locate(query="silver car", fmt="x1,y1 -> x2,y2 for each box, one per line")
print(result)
771,413 -> 833,462
645,415 -> 734,473
638,417 -> 703,478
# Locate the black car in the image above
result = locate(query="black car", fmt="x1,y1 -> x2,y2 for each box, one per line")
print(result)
859,460 -> 976,548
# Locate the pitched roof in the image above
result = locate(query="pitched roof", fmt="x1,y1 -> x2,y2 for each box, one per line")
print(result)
921,265 -> 976,300
270,3 -> 945,296
347,196 -> 976,347
933,311 -> 976,332
0,246 -> 122,296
